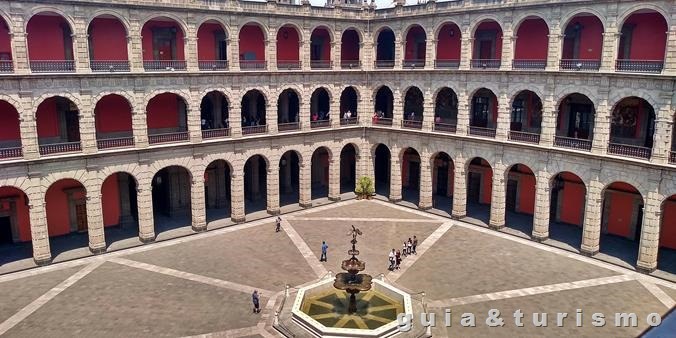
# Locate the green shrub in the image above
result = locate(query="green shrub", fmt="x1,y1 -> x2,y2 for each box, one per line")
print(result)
355,176 -> 375,198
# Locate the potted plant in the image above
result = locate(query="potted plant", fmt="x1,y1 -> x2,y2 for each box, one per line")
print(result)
354,176 -> 375,200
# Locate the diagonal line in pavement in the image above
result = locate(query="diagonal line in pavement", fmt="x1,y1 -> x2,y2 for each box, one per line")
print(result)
387,221 -> 453,282
279,219 -> 328,278
637,279 -> 676,309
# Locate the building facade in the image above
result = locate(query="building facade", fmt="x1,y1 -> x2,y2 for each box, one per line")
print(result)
0,0 -> 674,275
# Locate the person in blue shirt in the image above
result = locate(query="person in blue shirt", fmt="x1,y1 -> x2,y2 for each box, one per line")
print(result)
320,241 -> 328,262
252,290 -> 260,314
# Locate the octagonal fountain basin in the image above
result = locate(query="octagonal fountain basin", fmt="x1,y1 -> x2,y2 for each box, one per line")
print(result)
292,278 -> 412,337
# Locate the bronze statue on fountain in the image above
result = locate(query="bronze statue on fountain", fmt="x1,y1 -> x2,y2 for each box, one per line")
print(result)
333,225 -> 373,314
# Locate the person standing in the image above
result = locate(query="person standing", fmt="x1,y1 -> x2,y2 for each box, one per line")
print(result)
407,238 -> 413,255
388,249 -> 396,270
275,216 -> 281,232
412,235 -> 418,254
252,290 -> 261,314
320,241 -> 328,262
402,241 -> 408,257
395,249 -> 401,270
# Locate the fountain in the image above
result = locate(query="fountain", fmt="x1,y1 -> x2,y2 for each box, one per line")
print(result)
291,225 -> 412,337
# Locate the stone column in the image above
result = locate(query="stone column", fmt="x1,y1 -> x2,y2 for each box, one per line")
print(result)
394,37 -> 403,69
267,167 -> 280,214
266,103 -> 277,134
129,31 -> 144,72
636,189 -> 662,273
73,29 -> 91,73
191,177 -> 207,232
267,32 -> 277,71
489,162 -> 507,229
328,158 -> 340,201
137,186 -> 155,242
230,101 -> 242,137
301,40 -> 311,71
392,89 -> 403,128
185,36 -> 199,72
28,190 -> 51,264
20,98 -> 39,160
540,92 -> 557,146
422,89 -> 434,131
229,36 -> 240,71
456,89 -> 470,134
663,29 -> 676,75
132,97 -> 149,148
9,13 -> 29,74
452,157 -> 467,218
495,92 -> 510,140
330,91 -> 340,128
188,101 -> 203,143
361,41 -> 372,70
300,90 -> 311,130
650,103 -> 673,164
546,33 -> 562,71
86,190 -> 106,253
600,30 -> 619,72
359,86 -> 373,126
459,36 -> 473,70
299,162 -> 312,207
389,153 -> 402,202
230,172 -> 245,222
357,145 -> 373,181
591,96 -> 610,155
419,155 -> 433,210
79,95 -> 97,154
425,38 -> 436,70
500,32 -> 514,71
532,170 -> 551,241
581,179 -> 602,256
332,41 -> 340,70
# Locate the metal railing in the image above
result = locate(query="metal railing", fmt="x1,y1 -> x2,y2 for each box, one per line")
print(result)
434,59 -> 460,69
30,60 -> 75,73
0,60 -> 14,73
512,59 -> 547,70
372,117 -> 393,126
468,126 -> 496,138
470,59 -> 501,69
554,136 -> 592,151
340,117 -> 358,126
0,146 -> 22,159
670,151 -> 676,164
143,60 -> 187,71
241,125 -> 267,135
340,60 -> 361,69
374,60 -> 395,69
508,130 -> 540,144
201,128 -> 231,139
90,60 -> 130,72
277,60 -> 301,70
402,120 -> 423,129
615,60 -> 663,73
433,122 -> 457,133
96,137 -> 134,150
148,131 -> 189,144
310,119 -> 331,129
39,141 -> 81,155
559,59 -> 601,71
198,60 -> 229,71
278,122 -> 300,132
310,60 -> 332,69
607,143 -> 651,160
403,59 -> 425,69
239,60 -> 267,70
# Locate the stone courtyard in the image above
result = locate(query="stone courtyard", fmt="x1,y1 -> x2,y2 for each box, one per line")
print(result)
0,200 -> 673,337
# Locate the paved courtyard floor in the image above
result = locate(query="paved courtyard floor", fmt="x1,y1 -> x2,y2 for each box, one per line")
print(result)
0,199 -> 673,337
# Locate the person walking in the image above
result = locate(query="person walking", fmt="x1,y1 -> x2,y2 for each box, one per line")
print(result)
412,235 -> 418,254
388,249 -> 396,271
320,241 -> 328,262
395,249 -> 401,270
402,241 -> 408,257
275,216 -> 281,232
407,238 -> 413,255
252,290 -> 261,314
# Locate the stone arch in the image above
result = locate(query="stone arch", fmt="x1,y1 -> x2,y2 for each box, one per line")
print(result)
277,22 -> 305,41
242,152 -> 271,172
310,86 -> 334,102
309,24 -> 335,43
512,13 -> 551,33
237,19 -> 269,37
92,91 -> 135,109
468,15 -> 504,36
195,16 -> 231,38
199,88 -> 234,106
432,20 -> 462,39
32,94 -> 81,120
607,91 -> 660,114
559,9 -> 607,34
86,10 -> 132,34
26,7 -> 76,32
0,10 -> 12,35
373,25 -> 397,44
467,85 -> 500,101
42,174 -> 88,197
339,85 -> 361,102
554,87 -> 599,109
400,84 -> 426,103
617,4 -> 670,28
402,23 -> 428,40
432,85 -> 461,103
144,90 -> 192,111
600,180 -> 646,203
239,87 -> 269,105
139,13 -> 189,36
508,86 -> 546,105
0,94 -> 22,113
340,26 -> 364,43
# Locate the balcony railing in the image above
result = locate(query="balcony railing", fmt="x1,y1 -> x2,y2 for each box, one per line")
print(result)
554,136 -> 592,151
434,59 -> 460,69
97,137 -> 134,150
559,59 -> 601,71
39,142 -> 81,155
277,60 -> 301,70
278,122 -> 300,132
670,151 -> 676,164
607,143 -> 651,160
433,122 -> 457,133
201,128 -> 231,139
310,60 -> 332,69
242,125 -> 267,135
311,119 -> 331,129
468,126 -> 496,138
30,60 -> 75,73
143,60 -> 187,71
0,60 -> 14,73
512,59 -> 547,70
239,60 -> 267,70
402,120 -> 423,129
403,60 -> 425,69
615,60 -> 663,73
148,131 -> 189,144
372,117 -> 393,126
374,60 -> 395,69
0,146 -> 22,159
340,117 -> 359,126
198,60 -> 229,71
470,59 -> 501,69
90,60 -> 130,72
508,130 -> 540,144
340,60 -> 361,69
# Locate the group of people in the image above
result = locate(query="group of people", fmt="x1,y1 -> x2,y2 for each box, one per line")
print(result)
200,117 -> 229,130
342,110 -> 354,120
388,236 -> 418,271
311,111 -> 330,121
242,114 -> 263,127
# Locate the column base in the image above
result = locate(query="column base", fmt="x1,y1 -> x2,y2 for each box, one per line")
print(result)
231,216 -> 246,223
488,223 -> 505,230
418,205 -> 432,211
300,202 -> 312,208
192,224 -> 208,233
139,233 -> 156,243
34,256 -> 52,266
389,197 -> 402,203
636,264 -> 657,274
580,248 -> 598,257
89,245 -> 107,255
451,213 -> 465,220
267,208 -> 281,216
328,196 -> 341,202
531,234 -> 549,243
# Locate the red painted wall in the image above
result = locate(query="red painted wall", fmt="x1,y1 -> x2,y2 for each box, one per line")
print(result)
605,191 -> 636,238
560,181 -> 585,226
404,26 -> 426,60
95,95 -> 132,133
147,93 -> 180,129
436,24 -> 461,60
0,100 -> 20,141
474,21 -> 503,59
0,18 -> 11,58
563,15 -> 603,60
27,15 -> 71,60
45,179 -> 85,237
239,25 -> 265,60
141,20 -> 185,60
89,18 -> 127,61
621,13 -> 667,60
514,19 -> 548,60
517,174 -> 536,214
101,174 -> 121,227
277,26 -> 300,61
36,98 -> 60,138
341,30 -> 360,61
0,187 -> 31,242
660,197 -> 676,249
311,28 -> 331,61
197,22 -> 224,61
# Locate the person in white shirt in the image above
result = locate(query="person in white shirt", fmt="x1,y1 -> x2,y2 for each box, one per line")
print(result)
388,249 -> 396,270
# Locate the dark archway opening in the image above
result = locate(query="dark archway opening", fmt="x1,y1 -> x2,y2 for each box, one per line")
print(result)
152,166 -> 192,235
548,172 -> 586,251
340,144 -> 357,194
504,164 -> 536,237
102,172 -> 139,249
205,160 -> 231,222
279,151 -> 300,207
311,148 -> 330,200
401,148 -> 421,205
432,153 -> 454,212
466,158 -> 492,225
374,144 -> 391,197
244,155 -> 267,214
375,28 -> 395,68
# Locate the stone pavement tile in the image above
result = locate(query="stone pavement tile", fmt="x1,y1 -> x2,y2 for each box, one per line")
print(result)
429,280 -> 668,338
397,226 -> 620,301
657,284 -> 676,302
288,219 -> 442,278
0,266 -> 80,324
125,222 -> 316,291
4,262 -> 264,338
300,200 -> 432,220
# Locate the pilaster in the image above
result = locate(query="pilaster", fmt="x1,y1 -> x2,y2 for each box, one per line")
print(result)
28,190 -> 51,264
636,189 -> 662,273
546,33 -> 562,71
86,192 -> 106,253
455,89 -> 470,134
132,90 -> 149,148
361,41 -> 372,70
500,32 -> 514,71
19,93 -> 39,160
267,32 -> 277,71
392,88 -> 403,128
489,162 -> 507,229
137,187 -> 156,242
230,102 -> 242,137
495,92 -> 510,140
600,30 -> 619,72
73,14 -> 91,73
459,36 -> 473,70
650,104 -> 673,164
389,153 -> 402,202
328,159 -> 340,201
591,97 -> 610,155
79,92 -> 97,154
185,35 -> 199,72
129,24 -> 144,72
301,40 -> 311,71
422,89 -> 434,131
9,11 -> 29,74
419,154 -> 433,209
452,157 -> 467,218
332,41 -> 340,70
664,29 -> 676,75
539,92 -> 557,146
532,170 -> 551,241
425,39 -> 436,70
299,162 -> 312,207
581,179 -> 602,255
267,167 -> 280,214
266,104 -> 278,134
230,173 -> 245,222
191,178 -> 207,232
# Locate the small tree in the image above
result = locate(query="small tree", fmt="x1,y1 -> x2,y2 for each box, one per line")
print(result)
355,176 -> 375,199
